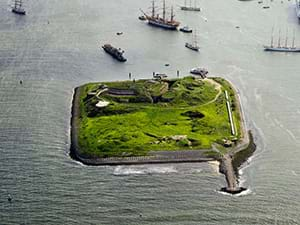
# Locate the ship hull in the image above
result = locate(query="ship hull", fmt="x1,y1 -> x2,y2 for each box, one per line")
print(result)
180,6 -> 201,11
12,8 -> 26,15
148,20 -> 178,30
264,46 -> 300,52
185,43 -> 199,51
180,28 -> 192,33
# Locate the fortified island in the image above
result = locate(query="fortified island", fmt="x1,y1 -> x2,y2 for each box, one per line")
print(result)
70,75 -> 255,194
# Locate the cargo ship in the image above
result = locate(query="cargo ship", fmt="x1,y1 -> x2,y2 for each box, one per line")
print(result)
12,0 -> 26,15
102,44 -> 127,62
140,0 -> 180,30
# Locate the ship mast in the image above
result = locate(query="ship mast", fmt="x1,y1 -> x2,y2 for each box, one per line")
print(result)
163,0 -> 166,21
285,28 -> 288,48
292,29 -> 295,48
151,0 -> 155,18
270,27 -> 274,47
15,0 -> 22,8
171,6 -> 174,22
278,29 -> 281,48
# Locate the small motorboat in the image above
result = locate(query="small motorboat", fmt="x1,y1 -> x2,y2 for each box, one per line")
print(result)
138,15 -> 146,21
190,68 -> 208,78
179,26 -> 192,33
185,42 -> 199,51
116,32 -> 123,35
153,73 -> 168,79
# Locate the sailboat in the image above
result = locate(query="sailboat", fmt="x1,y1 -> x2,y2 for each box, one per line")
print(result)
264,28 -> 300,52
12,0 -> 26,15
180,0 -> 201,11
185,30 -> 199,51
140,0 -> 180,30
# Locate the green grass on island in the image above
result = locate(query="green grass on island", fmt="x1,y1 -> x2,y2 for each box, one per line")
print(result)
76,76 -> 242,158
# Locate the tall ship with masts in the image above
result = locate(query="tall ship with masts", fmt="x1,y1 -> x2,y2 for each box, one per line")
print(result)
296,0 -> 300,19
185,29 -> 200,51
11,0 -> 26,15
140,0 -> 180,30
180,0 -> 201,11
264,28 -> 300,52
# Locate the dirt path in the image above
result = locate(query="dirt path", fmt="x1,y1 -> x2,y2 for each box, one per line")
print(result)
201,78 -> 222,106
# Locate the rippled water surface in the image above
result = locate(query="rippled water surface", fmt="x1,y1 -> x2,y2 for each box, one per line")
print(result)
1,0 -> 300,224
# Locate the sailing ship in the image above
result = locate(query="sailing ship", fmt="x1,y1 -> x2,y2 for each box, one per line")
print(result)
140,0 -> 180,30
296,0 -> 300,19
264,28 -> 300,53
180,0 -> 201,11
185,30 -> 199,51
11,0 -> 26,15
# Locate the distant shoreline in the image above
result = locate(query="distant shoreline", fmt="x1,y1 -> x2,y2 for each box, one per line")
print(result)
70,77 -> 256,194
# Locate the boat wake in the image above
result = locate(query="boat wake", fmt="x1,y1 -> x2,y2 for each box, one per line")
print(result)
113,165 -> 178,176
217,188 -> 252,197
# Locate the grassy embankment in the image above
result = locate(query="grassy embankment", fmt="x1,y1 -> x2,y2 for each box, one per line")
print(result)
76,76 -> 241,158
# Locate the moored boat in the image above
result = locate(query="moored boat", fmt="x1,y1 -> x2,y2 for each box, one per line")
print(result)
185,30 -> 199,51
12,0 -> 26,15
264,28 -> 300,53
180,0 -> 201,11
190,68 -> 208,78
180,26 -> 193,33
102,44 -> 127,62
140,0 -> 180,30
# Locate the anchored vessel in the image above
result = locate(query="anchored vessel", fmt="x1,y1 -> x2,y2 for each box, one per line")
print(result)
190,68 -> 208,78
12,0 -> 26,15
140,0 -> 180,30
180,0 -> 201,11
185,30 -> 199,51
102,44 -> 127,62
264,28 -> 300,53
296,0 -> 300,19
180,26 -> 192,33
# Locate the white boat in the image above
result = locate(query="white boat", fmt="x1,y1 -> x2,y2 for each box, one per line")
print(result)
180,26 -> 192,33
12,0 -> 26,15
296,0 -> 300,19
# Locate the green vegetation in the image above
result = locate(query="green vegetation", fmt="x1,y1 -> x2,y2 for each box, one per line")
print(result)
76,76 -> 242,158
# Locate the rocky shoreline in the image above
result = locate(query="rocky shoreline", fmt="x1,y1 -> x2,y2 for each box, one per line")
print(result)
70,80 -> 256,195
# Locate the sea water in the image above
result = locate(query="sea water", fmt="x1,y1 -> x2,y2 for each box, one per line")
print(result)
1,0 -> 300,224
